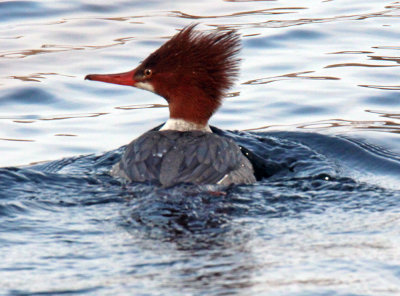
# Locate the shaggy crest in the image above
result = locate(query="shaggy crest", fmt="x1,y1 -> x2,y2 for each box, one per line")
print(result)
137,24 -> 241,101
134,24 -> 241,124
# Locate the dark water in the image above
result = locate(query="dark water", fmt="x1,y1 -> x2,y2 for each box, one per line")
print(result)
1,0 -> 400,295
1,129 -> 400,295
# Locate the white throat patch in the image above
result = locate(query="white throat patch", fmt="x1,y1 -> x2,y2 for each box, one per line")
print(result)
160,119 -> 212,132
135,81 -> 155,93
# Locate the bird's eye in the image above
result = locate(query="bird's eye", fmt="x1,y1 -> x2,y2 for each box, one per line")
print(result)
144,69 -> 152,77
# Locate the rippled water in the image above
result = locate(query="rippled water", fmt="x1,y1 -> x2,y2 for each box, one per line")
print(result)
1,0 -> 400,295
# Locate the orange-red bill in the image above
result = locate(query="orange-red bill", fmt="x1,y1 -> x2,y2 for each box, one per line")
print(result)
85,69 -> 136,86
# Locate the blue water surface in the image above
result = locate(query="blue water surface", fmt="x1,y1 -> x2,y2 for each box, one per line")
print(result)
0,0 -> 400,295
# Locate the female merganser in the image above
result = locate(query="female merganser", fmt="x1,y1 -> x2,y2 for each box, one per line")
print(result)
85,24 -> 256,187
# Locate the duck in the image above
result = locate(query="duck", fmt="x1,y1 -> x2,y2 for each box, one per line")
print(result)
85,24 -> 256,187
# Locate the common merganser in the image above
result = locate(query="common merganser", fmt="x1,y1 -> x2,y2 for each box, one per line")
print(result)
85,24 -> 256,187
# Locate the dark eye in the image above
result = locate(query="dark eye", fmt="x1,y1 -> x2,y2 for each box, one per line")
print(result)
144,69 -> 152,77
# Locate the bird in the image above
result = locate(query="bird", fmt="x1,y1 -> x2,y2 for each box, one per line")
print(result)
85,24 -> 256,187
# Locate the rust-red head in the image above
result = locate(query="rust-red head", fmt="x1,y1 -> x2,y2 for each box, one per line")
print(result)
85,24 -> 241,126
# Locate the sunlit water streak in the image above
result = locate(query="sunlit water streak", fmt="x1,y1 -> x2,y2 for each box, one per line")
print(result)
0,0 -> 400,295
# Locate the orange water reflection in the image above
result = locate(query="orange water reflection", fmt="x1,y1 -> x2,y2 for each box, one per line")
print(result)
359,85 -> 400,90
114,103 -> 167,110
169,7 -> 305,19
0,112 -> 109,124
0,137 -> 34,142
325,63 -> 398,69
0,37 -> 136,59
243,71 -> 340,85
246,113 -> 400,134
9,72 -> 74,82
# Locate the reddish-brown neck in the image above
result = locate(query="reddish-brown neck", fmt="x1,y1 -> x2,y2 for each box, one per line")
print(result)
153,78 -> 221,126
169,94 -> 220,126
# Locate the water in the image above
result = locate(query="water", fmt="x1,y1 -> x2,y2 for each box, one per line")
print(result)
1,0 -> 400,295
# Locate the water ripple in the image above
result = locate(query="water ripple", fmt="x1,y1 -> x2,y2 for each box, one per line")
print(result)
243,70 -> 340,85
1,0 -> 400,295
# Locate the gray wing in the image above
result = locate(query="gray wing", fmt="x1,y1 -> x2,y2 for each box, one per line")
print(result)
111,130 -> 255,187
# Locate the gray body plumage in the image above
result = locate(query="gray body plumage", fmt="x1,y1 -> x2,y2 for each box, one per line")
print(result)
111,130 -> 256,187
